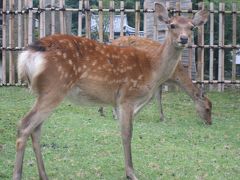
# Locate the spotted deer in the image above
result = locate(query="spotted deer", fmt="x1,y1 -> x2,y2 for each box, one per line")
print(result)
111,36 -> 212,124
13,3 -> 208,180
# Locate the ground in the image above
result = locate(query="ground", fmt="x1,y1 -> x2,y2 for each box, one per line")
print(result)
0,87 -> 239,179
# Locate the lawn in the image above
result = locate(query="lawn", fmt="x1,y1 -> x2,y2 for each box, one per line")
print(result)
0,87 -> 239,179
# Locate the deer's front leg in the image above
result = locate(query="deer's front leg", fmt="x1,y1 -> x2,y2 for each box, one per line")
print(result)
118,103 -> 138,180
155,85 -> 164,121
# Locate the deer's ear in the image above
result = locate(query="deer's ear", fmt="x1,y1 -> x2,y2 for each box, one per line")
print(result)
192,9 -> 209,27
155,3 -> 170,24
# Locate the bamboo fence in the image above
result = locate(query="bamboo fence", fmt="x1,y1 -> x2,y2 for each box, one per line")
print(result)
1,0 -> 240,91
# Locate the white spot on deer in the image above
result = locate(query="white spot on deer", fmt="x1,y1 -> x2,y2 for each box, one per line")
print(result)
126,66 -> 133,70
80,71 -> 88,78
77,67 -> 81,72
57,66 -> 62,72
63,53 -> 67,59
68,42 -> 74,48
68,60 -> 73,65
138,75 -> 143,80
64,73 -> 68,78
57,51 -> 62,56
92,61 -> 97,66
83,65 -> 87,69
76,52 -> 80,57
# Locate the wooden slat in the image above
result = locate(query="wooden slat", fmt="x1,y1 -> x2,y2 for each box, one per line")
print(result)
197,2 -> 205,86
135,1 -> 140,36
2,0 -> 7,84
24,0 -> 28,46
28,0 -> 33,44
85,0 -> 91,38
18,0 -> 23,83
59,0 -> 66,34
218,3 -> 225,91
120,1 -> 125,37
109,1 -> 115,42
40,0 -> 46,38
9,0 -> 15,84
98,0 -> 103,42
77,0 -> 83,36
51,0 -> 55,35
209,2 -> 214,90
187,2 -> 193,79
232,3 -> 237,82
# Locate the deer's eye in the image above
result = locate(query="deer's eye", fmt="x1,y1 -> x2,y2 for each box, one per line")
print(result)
170,24 -> 176,29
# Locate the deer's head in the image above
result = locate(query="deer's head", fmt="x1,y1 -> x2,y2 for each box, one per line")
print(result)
155,3 -> 209,48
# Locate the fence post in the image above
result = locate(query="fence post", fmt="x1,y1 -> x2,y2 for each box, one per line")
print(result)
109,0 -> 115,42
9,0 -> 15,84
78,0 -> 83,36
232,3 -> 237,82
135,1 -> 140,36
188,2 -> 193,79
39,0 -> 46,38
209,2 -> 214,90
2,0 -> 7,85
197,2 -> 205,88
85,0 -> 91,39
59,0 -> 66,34
24,0 -> 28,46
218,3 -> 225,92
18,0 -> 23,84
98,0 -> 103,42
120,1 -> 125,37
51,0 -> 56,35
28,0 -> 33,44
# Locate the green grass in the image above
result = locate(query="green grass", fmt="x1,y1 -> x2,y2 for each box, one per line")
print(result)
0,87 -> 239,180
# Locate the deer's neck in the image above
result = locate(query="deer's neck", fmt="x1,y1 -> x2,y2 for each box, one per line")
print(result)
152,35 -> 184,86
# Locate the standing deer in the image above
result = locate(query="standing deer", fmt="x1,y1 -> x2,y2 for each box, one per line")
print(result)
111,36 -> 212,123
13,3 -> 208,180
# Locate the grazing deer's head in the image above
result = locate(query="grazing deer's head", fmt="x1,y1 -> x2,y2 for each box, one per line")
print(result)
195,91 -> 212,125
155,3 -> 209,48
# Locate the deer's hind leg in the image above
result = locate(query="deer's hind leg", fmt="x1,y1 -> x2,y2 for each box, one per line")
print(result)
13,91 -> 65,180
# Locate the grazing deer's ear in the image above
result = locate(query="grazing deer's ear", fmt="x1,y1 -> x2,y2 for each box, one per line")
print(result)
155,3 -> 170,24
192,9 -> 209,27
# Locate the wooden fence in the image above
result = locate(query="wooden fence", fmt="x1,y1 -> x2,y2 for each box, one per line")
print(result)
1,0 -> 240,91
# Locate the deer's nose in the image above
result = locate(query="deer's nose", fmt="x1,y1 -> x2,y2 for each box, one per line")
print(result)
180,35 -> 188,44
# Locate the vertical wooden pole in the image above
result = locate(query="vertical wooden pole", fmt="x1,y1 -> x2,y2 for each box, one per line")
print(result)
59,0 -> 66,34
98,0 -> 103,42
153,3 -> 158,41
51,0 -> 55,35
109,0 -> 115,42
85,0 -> 91,39
40,0 -> 46,38
209,2 -> 214,90
218,3 -> 225,91
143,1 -> 147,38
232,3 -> 237,82
197,2 -> 205,86
9,0 -> 15,84
188,2 -> 193,79
18,0 -> 23,84
120,1 -> 125,37
78,0 -> 83,36
2,0 -> 7,84
28,0 -> 33,44
135,1 -> 140,36
24,0 -> 28,46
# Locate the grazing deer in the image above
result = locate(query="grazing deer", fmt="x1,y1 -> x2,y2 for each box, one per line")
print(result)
13,4 -> 208,180
112,36 -> 212,124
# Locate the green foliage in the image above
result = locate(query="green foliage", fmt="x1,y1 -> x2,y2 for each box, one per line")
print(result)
0,87 -> 240,179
